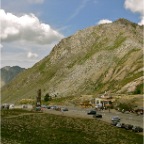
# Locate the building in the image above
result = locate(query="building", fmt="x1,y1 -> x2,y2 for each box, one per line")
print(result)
95,92 -> 114,109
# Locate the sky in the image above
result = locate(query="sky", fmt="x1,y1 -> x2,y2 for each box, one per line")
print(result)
0,0 -> 144,68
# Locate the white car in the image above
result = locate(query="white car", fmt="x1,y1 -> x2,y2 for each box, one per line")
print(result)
9,104 -> 15,109
111,116 -> 120,125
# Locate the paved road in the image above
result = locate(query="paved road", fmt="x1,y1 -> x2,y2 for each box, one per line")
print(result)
12,104 -> 144,128
43,106 -> 144,128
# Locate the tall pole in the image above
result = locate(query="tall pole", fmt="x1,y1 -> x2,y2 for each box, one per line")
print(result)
36,89 -> 41,107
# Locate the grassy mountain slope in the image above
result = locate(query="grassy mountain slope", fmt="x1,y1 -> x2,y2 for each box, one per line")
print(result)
1,18 -> 143,103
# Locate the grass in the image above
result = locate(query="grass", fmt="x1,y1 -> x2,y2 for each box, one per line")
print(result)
108,34 -> 126,50
120,71 -> 143,88
117,49 -> 141,66
78,32 -> 126,65
1,109 -> 143,144
78,39 -> 107,64
1,109 -> 34,117
42,95 -> 77,106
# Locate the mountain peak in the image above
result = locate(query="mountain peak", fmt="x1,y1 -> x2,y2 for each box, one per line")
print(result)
114,18 -> 137,26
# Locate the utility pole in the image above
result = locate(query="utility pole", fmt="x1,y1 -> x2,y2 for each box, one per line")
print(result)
36,89 -> 41,107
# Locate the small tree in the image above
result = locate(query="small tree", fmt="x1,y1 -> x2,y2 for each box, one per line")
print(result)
44,93 -> 51,102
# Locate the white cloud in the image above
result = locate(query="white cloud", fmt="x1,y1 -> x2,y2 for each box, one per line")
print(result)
0,9 -> 64,45
97,19 -> 112,25
1,42 -> 54,68
27,0 -> 44,4
138,16 -> 144,25
0,9 -> 63,68
124,0 -> 143,15
124,0 -> 144,25
27,52 -> 38,58
0,44 -> 3,49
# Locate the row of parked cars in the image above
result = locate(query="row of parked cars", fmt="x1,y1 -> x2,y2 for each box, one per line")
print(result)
1,104 -> 14,109
111,116 -> 143,133
46,105 -> 68,111
87,110 -> 143,133
36,105 -> 68,111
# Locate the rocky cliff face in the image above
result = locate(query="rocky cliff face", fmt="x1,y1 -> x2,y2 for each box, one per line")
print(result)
1,66 -> 26,88
1,19 -> 143,103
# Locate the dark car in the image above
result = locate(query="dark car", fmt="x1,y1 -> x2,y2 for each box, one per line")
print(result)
47,106 -> 51,109
2,104 -> 10,109
132,126 -> 143,132
93,114 -> 102,118
87,110 -> 96,115
121,123 -> 126,128
124,124 -> 133,130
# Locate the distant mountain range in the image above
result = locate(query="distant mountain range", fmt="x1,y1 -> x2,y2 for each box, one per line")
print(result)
1,18 -> 143,103
1,66 -> 26,87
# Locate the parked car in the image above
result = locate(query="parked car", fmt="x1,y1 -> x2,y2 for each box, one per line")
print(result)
50,106 -> 57,110
35,106 -> 41,111
87,110 -> 96,115
111,116 -> 120,126
61,107 -> 68,111
2,103 -> 10,109
93,114 -> 102,118
116,122 -> 127,128
41,105 -> 47,108
120,123 -> 126,128
47,106 -> 51,109
55,106 -> 61,111
132,126 -> 143,132
116,122 -> 122,128
124,124 -> 133,130
9,104 -> 15,109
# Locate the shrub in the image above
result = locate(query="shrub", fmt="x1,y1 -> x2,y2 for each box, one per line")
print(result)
133,83 -> 143,94
116,100 -> 136,112
44,93 -> 51,102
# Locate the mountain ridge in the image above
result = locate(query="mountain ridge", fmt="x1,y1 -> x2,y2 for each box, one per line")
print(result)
1,66 -> 26,88
1,18 -> 143,103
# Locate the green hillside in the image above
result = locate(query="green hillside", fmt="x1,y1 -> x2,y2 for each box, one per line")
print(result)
1,18 -> 143,103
